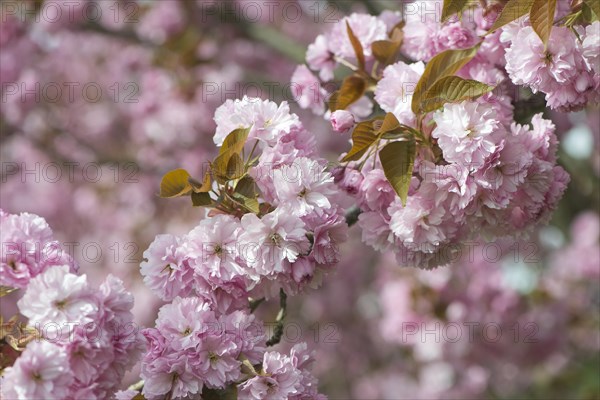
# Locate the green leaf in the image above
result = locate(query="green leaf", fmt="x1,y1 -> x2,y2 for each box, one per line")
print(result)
530,0 -> 556,46
235,176 -> 257,198
420,76 -> 494,112
191,192 -> 212,207
583,0 -> 600,21
411,45 -> 480,114
379,140 -> 416,206
0,286 -> 17,297
372,40 -> 401,65
441,0 -> 470,21
378,112 -> 401,134
489,0 -> 536,32
226,153 -> 245,179
218,127 -> 251,157
159,169 -> 192,198
213,128 -> 251,183
202,386 -> 238,400
341,117 -> 383,162
236,194 -> 260,214
346,21 -> 365,70
189,171 -> 211,193
329,75 -> 366,111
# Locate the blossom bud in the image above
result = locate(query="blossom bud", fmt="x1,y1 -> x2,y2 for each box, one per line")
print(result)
330,110 -> 355,134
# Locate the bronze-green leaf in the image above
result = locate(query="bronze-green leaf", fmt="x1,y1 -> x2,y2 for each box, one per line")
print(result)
202,386 -> 238,400
379,140 -> 416,206
530,0 -> 556,46
235,176 -> 257,198
372,40 -> 401,65
213,127 -> 251,183
420,76 -> 494,112
237,195 -> 260,214
0,286 -> 17,297
226,153 -> 245,180
159,169 -> 192,198
189,171 -> 211,193
411,45 -> 480,114
490,0 -> 535,32
346,21 -> 365,70
378,112 -> 401,134
583,0 -> 600,21
441,0 -> 470,21
218,127 -> 251,157
329,75 -> 366,111
191,192 -> 212,207
341,117 -> 382,162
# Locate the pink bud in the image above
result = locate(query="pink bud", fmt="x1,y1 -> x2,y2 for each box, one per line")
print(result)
330,110 -> 355,134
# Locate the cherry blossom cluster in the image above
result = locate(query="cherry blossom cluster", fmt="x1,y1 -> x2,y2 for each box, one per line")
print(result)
1,210 -> 145,399
142,96 -> 348,307
135,96 -> 344,397
289,1 -> 591,269
1,209 -> 77,289
353,108 -> 568,269
502,21 -> 599,112
132,297 -> 323,399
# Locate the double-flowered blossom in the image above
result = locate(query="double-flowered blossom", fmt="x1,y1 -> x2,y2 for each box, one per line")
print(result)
503,21 -> 599,111
1,210 -> 77,289
142,97 -> 347,308
239,343 -> 325,400
290,1 -> 584,269
140,297 -> 264,398
1,227 -> 145,400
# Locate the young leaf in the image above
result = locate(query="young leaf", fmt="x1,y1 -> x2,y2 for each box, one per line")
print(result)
0,286 -> 17,297
191,192 -> 212,207
420,76 -> 494,112
226,153 -> 245,180
235,194 -> 260,214
411,45 -> 480,114
213,127 -> 251,182
583,0 -> 600,21
372,40 -> 401,65
329,75 -> 366,111
202,386 -> 237,400
530,0 -> 557,46
441,0 -> 470,21
341,118 -> 382,162
346,21 -> 365,70
489,0 -> 535,32
379,140 -> 416,206
218,127 -> 251,157
235,176 -> 257,198
378,112 -> 401,134
160,169 -> 192,198
189,171 -> 211,193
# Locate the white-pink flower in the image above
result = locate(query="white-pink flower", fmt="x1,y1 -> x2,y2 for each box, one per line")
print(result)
290,65 -> 327,115
239,209 -> 310,276
18,265 -> 98,332
306,34 -> 335,81
213,96 -> 300,146
1,341 -> 73,400
389,197 -> 452,253
184,214 -> 245,282
272,157 -> 336,217
432,101 -> 501,168
140,233 -> 193,301
374,61 -> 425,126
239,351 -> 303,399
